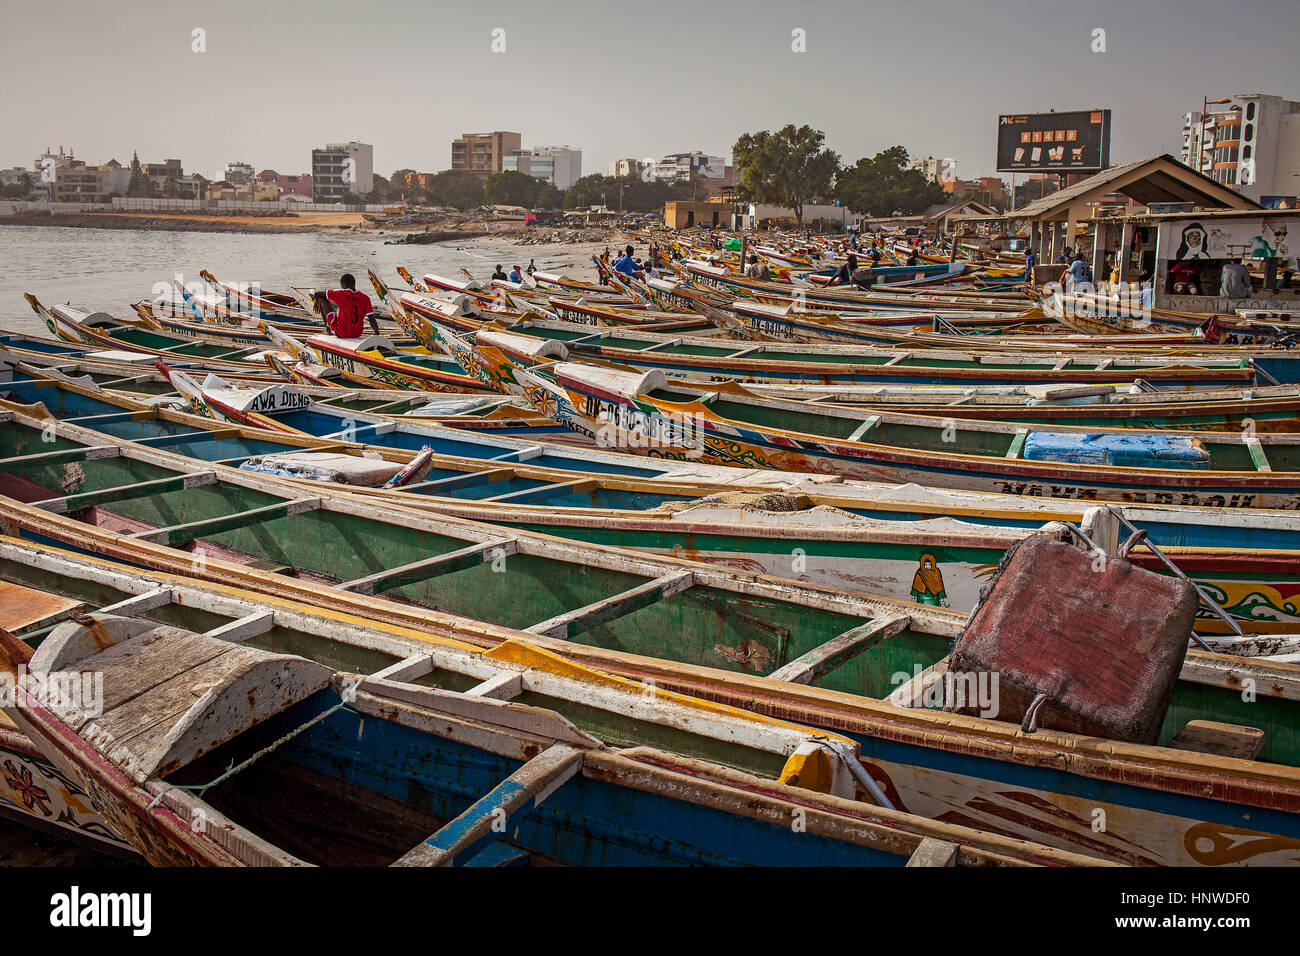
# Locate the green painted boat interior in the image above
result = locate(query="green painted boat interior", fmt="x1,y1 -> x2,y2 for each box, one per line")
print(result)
0,554 -> 795,781
4,419 -> 1300,770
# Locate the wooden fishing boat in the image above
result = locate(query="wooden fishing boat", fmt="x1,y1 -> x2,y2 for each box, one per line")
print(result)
1,544 -> 1087,867
716,297 -> 1278,351
499,359 -> 1300,509
10,356 -> 1300,545
677,259 -> 1039,314
258,322 -> 492,394
400,305 -> 1265,391
13,361 -> 1296,629
732,378 -> 1300,433
1,415 -> 1299,865
25,295 -> 277,366
198,269 -> 318,323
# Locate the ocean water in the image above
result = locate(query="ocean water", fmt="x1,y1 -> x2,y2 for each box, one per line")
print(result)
0,225 -> 601,336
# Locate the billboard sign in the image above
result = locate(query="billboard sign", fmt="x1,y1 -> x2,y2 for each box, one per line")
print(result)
997,110 -> 1111,173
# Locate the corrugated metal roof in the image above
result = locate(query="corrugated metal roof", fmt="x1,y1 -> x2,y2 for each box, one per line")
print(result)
1012,154 -> 1258,220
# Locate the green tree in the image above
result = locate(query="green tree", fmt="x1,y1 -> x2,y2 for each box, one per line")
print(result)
424,170 -> 485,210
562,173 -> 609,210
834,146 -> 948,217
484,170 -> 543,207
366,173 -> 391,202
733,125 -> 839,224
341,191 -> 362,205
162,176 -> 180,199
534,183 -> 564,209
126,152 -> 154,198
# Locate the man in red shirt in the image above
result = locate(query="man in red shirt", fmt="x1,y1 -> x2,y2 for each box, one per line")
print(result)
1169,260 -> 1202,295
315,274 -> 378,337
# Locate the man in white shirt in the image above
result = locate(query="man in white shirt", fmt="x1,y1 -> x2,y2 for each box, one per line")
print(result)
1221,259 -> 1253,298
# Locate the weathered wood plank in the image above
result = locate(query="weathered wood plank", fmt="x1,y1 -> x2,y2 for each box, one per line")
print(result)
130,497 -> 321,546
846,415 -> 881,443
34,472 -> 217,514
202,611 -> 274,645
0,444 -> 119,469
525,570 -> 694,640
338,539 -> 518,595
483,479 -> 599,505
907,837 -> 959,867
392,744 -> 584,867
1170,719 -> 1265,760
1005,429 -> 1028,460
464,672 -> 522,700
768,615 -> 911,685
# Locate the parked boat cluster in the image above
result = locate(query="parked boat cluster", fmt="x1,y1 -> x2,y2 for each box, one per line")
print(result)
1,229 -> 1298,867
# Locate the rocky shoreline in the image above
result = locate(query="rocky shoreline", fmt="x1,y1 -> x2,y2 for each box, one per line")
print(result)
0,210 -> 327,234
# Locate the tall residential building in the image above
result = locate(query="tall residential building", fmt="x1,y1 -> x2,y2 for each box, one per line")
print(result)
501,148 -> 532,177
1178,93 -> 1300,201
451,131 -> 521,180
608,158 -> 644,178
907,156 -> 950,182
653,152 -> 727,183
501,146 -> 582,189
527,146 -> 582,189
311,141 -> 374,202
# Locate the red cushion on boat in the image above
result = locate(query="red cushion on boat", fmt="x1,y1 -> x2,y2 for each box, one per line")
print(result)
948,534 -> 1196,743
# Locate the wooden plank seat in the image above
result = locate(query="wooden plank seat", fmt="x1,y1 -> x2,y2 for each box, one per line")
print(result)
27,614 -> 331,780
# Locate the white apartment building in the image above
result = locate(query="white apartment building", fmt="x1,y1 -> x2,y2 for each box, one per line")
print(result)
502,146 -> 582,189
1179,94 -> 1300,203
311,141 -> 374,202
607,158 -> 644,178
502,148 -> 532,177
653,152 -> 726,183
907,156 -> 952,183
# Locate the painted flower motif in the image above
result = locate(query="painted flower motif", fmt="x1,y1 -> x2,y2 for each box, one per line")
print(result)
525,385 -> 558,420
3,760 -> 52,816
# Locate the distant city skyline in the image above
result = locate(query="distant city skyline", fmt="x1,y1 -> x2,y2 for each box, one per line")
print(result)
3,0 -> 1297,183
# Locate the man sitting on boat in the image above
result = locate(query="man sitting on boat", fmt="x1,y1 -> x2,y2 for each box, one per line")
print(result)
614,246 -> 643,277
314,274 -> 379,338
829,253 -> 858,286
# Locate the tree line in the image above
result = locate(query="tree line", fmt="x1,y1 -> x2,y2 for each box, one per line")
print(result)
734,125 -> 988,223
365,168 -> 704,213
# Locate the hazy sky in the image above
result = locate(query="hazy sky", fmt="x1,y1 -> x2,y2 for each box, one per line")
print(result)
2,0 -> 1297,182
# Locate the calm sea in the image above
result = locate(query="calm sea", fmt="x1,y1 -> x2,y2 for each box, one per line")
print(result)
0,225 -> 596,336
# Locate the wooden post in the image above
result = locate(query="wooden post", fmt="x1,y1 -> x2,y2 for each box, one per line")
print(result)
1118,219 -> 1134,284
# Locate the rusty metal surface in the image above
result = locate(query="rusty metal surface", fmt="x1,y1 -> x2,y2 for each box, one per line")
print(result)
0,581 -> 83,632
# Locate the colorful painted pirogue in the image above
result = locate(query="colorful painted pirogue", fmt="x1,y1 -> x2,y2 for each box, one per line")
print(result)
393,292 -> 1276,389
1,543 -> 1093,867
5,363 -> 1299,630
0,410 -> 1298,866
420,328 -> 1300,509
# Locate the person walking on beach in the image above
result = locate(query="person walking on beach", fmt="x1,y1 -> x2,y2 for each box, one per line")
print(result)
314,273 -> 378,338
526,259 -> 537,275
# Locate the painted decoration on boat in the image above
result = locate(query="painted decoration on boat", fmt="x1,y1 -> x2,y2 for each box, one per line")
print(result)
0,740 -> 128,851
910,554 -> 948,607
